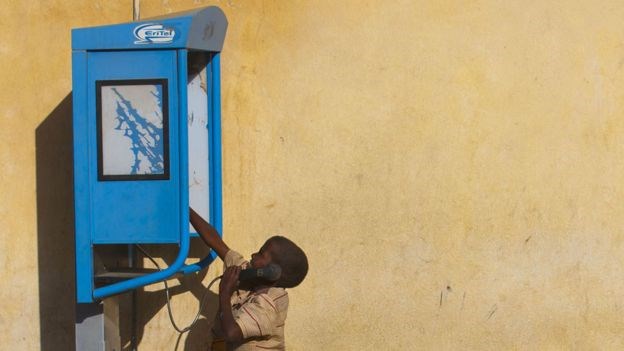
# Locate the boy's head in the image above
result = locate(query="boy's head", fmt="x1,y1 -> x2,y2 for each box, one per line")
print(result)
251,236 -> 308,288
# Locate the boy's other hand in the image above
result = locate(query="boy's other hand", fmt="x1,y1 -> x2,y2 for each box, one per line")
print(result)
220,266 -> 241,297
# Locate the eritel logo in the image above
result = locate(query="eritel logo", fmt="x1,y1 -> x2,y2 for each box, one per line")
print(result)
133,23 -> 176,44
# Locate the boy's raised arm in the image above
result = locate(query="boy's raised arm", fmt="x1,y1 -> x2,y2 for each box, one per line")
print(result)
190,207 -> 230,260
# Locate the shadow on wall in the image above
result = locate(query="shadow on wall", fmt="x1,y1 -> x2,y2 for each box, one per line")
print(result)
134,242 -> 220,351
36,93 -> 76,351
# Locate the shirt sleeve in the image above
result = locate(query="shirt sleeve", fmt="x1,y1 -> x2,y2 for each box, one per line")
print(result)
235,294 -> 278,339
224,249 -> 249,269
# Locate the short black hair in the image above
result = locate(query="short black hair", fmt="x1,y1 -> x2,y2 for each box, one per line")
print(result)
266,236 -> 308,288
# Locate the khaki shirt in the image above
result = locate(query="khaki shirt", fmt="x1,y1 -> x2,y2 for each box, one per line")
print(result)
217,250 -> 289,351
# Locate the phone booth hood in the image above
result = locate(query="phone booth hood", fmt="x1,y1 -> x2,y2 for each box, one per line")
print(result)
72,6 -> 226,303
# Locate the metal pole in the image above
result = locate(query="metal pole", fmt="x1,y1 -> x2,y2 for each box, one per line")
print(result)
133,0 -> 140,21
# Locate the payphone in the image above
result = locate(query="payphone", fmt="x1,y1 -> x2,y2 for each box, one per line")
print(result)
72,6 -> 227,304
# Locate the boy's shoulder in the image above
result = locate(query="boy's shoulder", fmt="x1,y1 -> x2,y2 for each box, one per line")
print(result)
252,287 -> 289,312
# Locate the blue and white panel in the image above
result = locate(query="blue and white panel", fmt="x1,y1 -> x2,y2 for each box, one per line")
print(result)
187,66 -> 210,230
98,80 -> 169,179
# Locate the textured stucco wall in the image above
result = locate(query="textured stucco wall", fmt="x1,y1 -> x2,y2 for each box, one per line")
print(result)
0,2 -> 129,350
3,0 -> 624,350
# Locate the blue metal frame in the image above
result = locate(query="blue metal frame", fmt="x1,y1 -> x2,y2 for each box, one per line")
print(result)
72,7 -> 226,302
73,51 -> 93,303
95,79 -> 171,182
180,53 -> 222,274
72,7 -> 227,52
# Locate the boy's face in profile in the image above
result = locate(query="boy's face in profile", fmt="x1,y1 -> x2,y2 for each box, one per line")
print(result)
250,241 -> 274,269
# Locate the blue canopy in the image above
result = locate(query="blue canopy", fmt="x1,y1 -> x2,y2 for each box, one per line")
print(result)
72,6 -> 227,52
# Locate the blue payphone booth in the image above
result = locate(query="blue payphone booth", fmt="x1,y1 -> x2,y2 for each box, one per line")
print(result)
72,7 -> 227,303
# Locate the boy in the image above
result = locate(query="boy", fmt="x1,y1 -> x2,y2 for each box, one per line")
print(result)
190,208 -> 309,351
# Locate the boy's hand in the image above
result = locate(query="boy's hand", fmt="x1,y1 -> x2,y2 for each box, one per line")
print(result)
220,266 -> 241,298
218,266 -> 244,343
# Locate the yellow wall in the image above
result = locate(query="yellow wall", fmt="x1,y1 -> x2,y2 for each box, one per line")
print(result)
3,0 -> 624,349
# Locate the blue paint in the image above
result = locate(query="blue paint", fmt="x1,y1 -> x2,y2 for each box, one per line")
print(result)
72,50 -> 94,304
72,7 -> 227,52
210,53 -> 223,236
179,53 -> 223,274
89,51 -> 179,246
73,8 -> 227,302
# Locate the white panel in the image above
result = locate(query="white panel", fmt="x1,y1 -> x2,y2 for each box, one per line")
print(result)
101,84 -> 165,176
188,66 -> 210,230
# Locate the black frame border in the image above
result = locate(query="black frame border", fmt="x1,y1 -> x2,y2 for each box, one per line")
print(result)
96,79 -> 170,181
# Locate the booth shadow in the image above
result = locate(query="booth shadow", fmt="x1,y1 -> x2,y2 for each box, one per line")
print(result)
36,93 -> 77,351
134,241 -> 220,351
36,94 -> 220,350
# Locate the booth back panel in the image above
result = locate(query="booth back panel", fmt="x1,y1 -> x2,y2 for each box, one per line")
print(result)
187,53 -> 210,232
